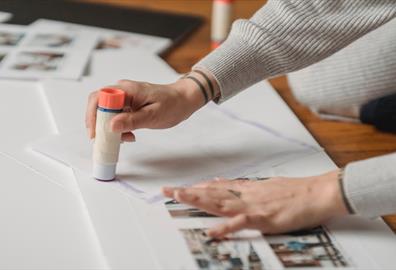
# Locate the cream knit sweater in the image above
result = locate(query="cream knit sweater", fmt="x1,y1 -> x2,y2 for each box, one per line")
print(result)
194,0 -> 396,218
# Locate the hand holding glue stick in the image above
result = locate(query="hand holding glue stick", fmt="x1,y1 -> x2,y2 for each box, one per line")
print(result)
86,78 -> 218,180
93,88 -> 125,181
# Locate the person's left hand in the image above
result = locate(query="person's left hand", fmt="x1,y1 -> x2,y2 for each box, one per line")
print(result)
162,170 -> 350,238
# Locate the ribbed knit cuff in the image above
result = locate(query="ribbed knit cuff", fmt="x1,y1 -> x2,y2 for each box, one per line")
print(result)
343,153 -> 396,218
194,19 -> 274,103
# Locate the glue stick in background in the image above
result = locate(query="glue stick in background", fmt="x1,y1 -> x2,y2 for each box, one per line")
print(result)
211,0 -> 234,49
93,88 -> 125,181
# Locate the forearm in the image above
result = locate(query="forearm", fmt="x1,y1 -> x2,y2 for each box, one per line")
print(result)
343,153 -> 396,218
194,0 -> 396,102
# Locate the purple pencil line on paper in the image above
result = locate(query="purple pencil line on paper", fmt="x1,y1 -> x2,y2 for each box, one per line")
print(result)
208,103 -> 321,151
117,179 -> 145,194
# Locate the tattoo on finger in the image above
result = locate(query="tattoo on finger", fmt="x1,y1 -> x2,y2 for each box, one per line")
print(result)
227,189 -> 242,199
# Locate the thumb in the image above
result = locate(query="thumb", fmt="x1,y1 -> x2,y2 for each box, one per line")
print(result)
110,107 -> 154,132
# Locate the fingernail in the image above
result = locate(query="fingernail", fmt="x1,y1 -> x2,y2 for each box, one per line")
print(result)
112,121 -> 124,132
87,128 -> 94,139
207,229 -> 218,238
162,187 -> 174,196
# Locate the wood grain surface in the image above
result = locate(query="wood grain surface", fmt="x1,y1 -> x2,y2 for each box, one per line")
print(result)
83,0 -> 396,232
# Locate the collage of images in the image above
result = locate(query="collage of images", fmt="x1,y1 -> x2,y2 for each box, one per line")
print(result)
0,24 -> 98,80
0,18 -> 172,80
164,192 -> 351,270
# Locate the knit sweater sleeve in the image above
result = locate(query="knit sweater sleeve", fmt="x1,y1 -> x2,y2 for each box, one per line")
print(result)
343,153 -> 396,218
194,0 -> 396,103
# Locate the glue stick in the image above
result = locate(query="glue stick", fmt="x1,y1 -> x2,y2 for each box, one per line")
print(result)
211,0 -> 234,49
93,88 -> 125,181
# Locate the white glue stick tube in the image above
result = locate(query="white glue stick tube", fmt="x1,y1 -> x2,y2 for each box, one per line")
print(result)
93,88 -> 126,181
211,0 -> 233,49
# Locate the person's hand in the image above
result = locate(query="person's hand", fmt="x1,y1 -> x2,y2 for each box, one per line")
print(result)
86,78 -> 205,141
162,170 -> 350,237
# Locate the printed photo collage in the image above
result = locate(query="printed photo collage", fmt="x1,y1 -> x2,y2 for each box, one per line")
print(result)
0,24 -> 98,80
162,177 -> 353,270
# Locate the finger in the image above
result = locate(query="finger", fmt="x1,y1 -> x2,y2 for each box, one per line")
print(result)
161,186 -> 175,198
207,214 -> 250,238
194,177 -> 228,188
174,187 -> 245,217
195,178 -> 251,190
121,132 -> 135,142
86,91 -> 99,139
116,80 -> 139,107
110,105 -> 155,132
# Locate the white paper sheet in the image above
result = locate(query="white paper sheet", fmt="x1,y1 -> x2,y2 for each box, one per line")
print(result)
31,19 -> 172,54
0,80 -> 78,193
0,152 -> 106,269
33,80 -> 320,201
90,49 -> 179,80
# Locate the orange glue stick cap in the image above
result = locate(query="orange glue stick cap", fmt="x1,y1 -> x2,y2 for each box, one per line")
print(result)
98,88 -> 125,110
215,0 -> 234,3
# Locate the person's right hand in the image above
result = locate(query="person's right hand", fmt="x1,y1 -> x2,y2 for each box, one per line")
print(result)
86,78 -> 205,142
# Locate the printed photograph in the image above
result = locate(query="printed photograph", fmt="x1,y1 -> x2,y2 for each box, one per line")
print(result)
181,228 -> 264,270
96,34 -> 138,49
11,51 -> 64,71
165,199 -> 217,218
0,31 -> 24,46
266,226 -> 350,268
28,34 -> 74,48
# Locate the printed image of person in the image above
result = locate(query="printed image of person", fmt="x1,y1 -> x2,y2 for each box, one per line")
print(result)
29,34 -> 73,48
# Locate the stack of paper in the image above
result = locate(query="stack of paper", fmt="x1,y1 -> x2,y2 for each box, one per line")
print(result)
0,13 -> 395,270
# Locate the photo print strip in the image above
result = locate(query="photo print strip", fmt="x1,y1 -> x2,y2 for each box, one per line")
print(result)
0,29 -> 99,80
164,179 -> 351,269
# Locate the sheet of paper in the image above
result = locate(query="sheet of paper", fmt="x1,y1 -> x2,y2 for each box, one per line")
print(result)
0,80 -> 78,194
0,23 -> 98,80
0,152 -> 105,269
31,19 -> 172,54
70,169 -> 160,270
90,49 -> 179,79
33,80 -> 319,202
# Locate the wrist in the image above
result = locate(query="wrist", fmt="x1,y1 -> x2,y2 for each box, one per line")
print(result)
172,78 -> 205,113
311,169 -> 350,218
